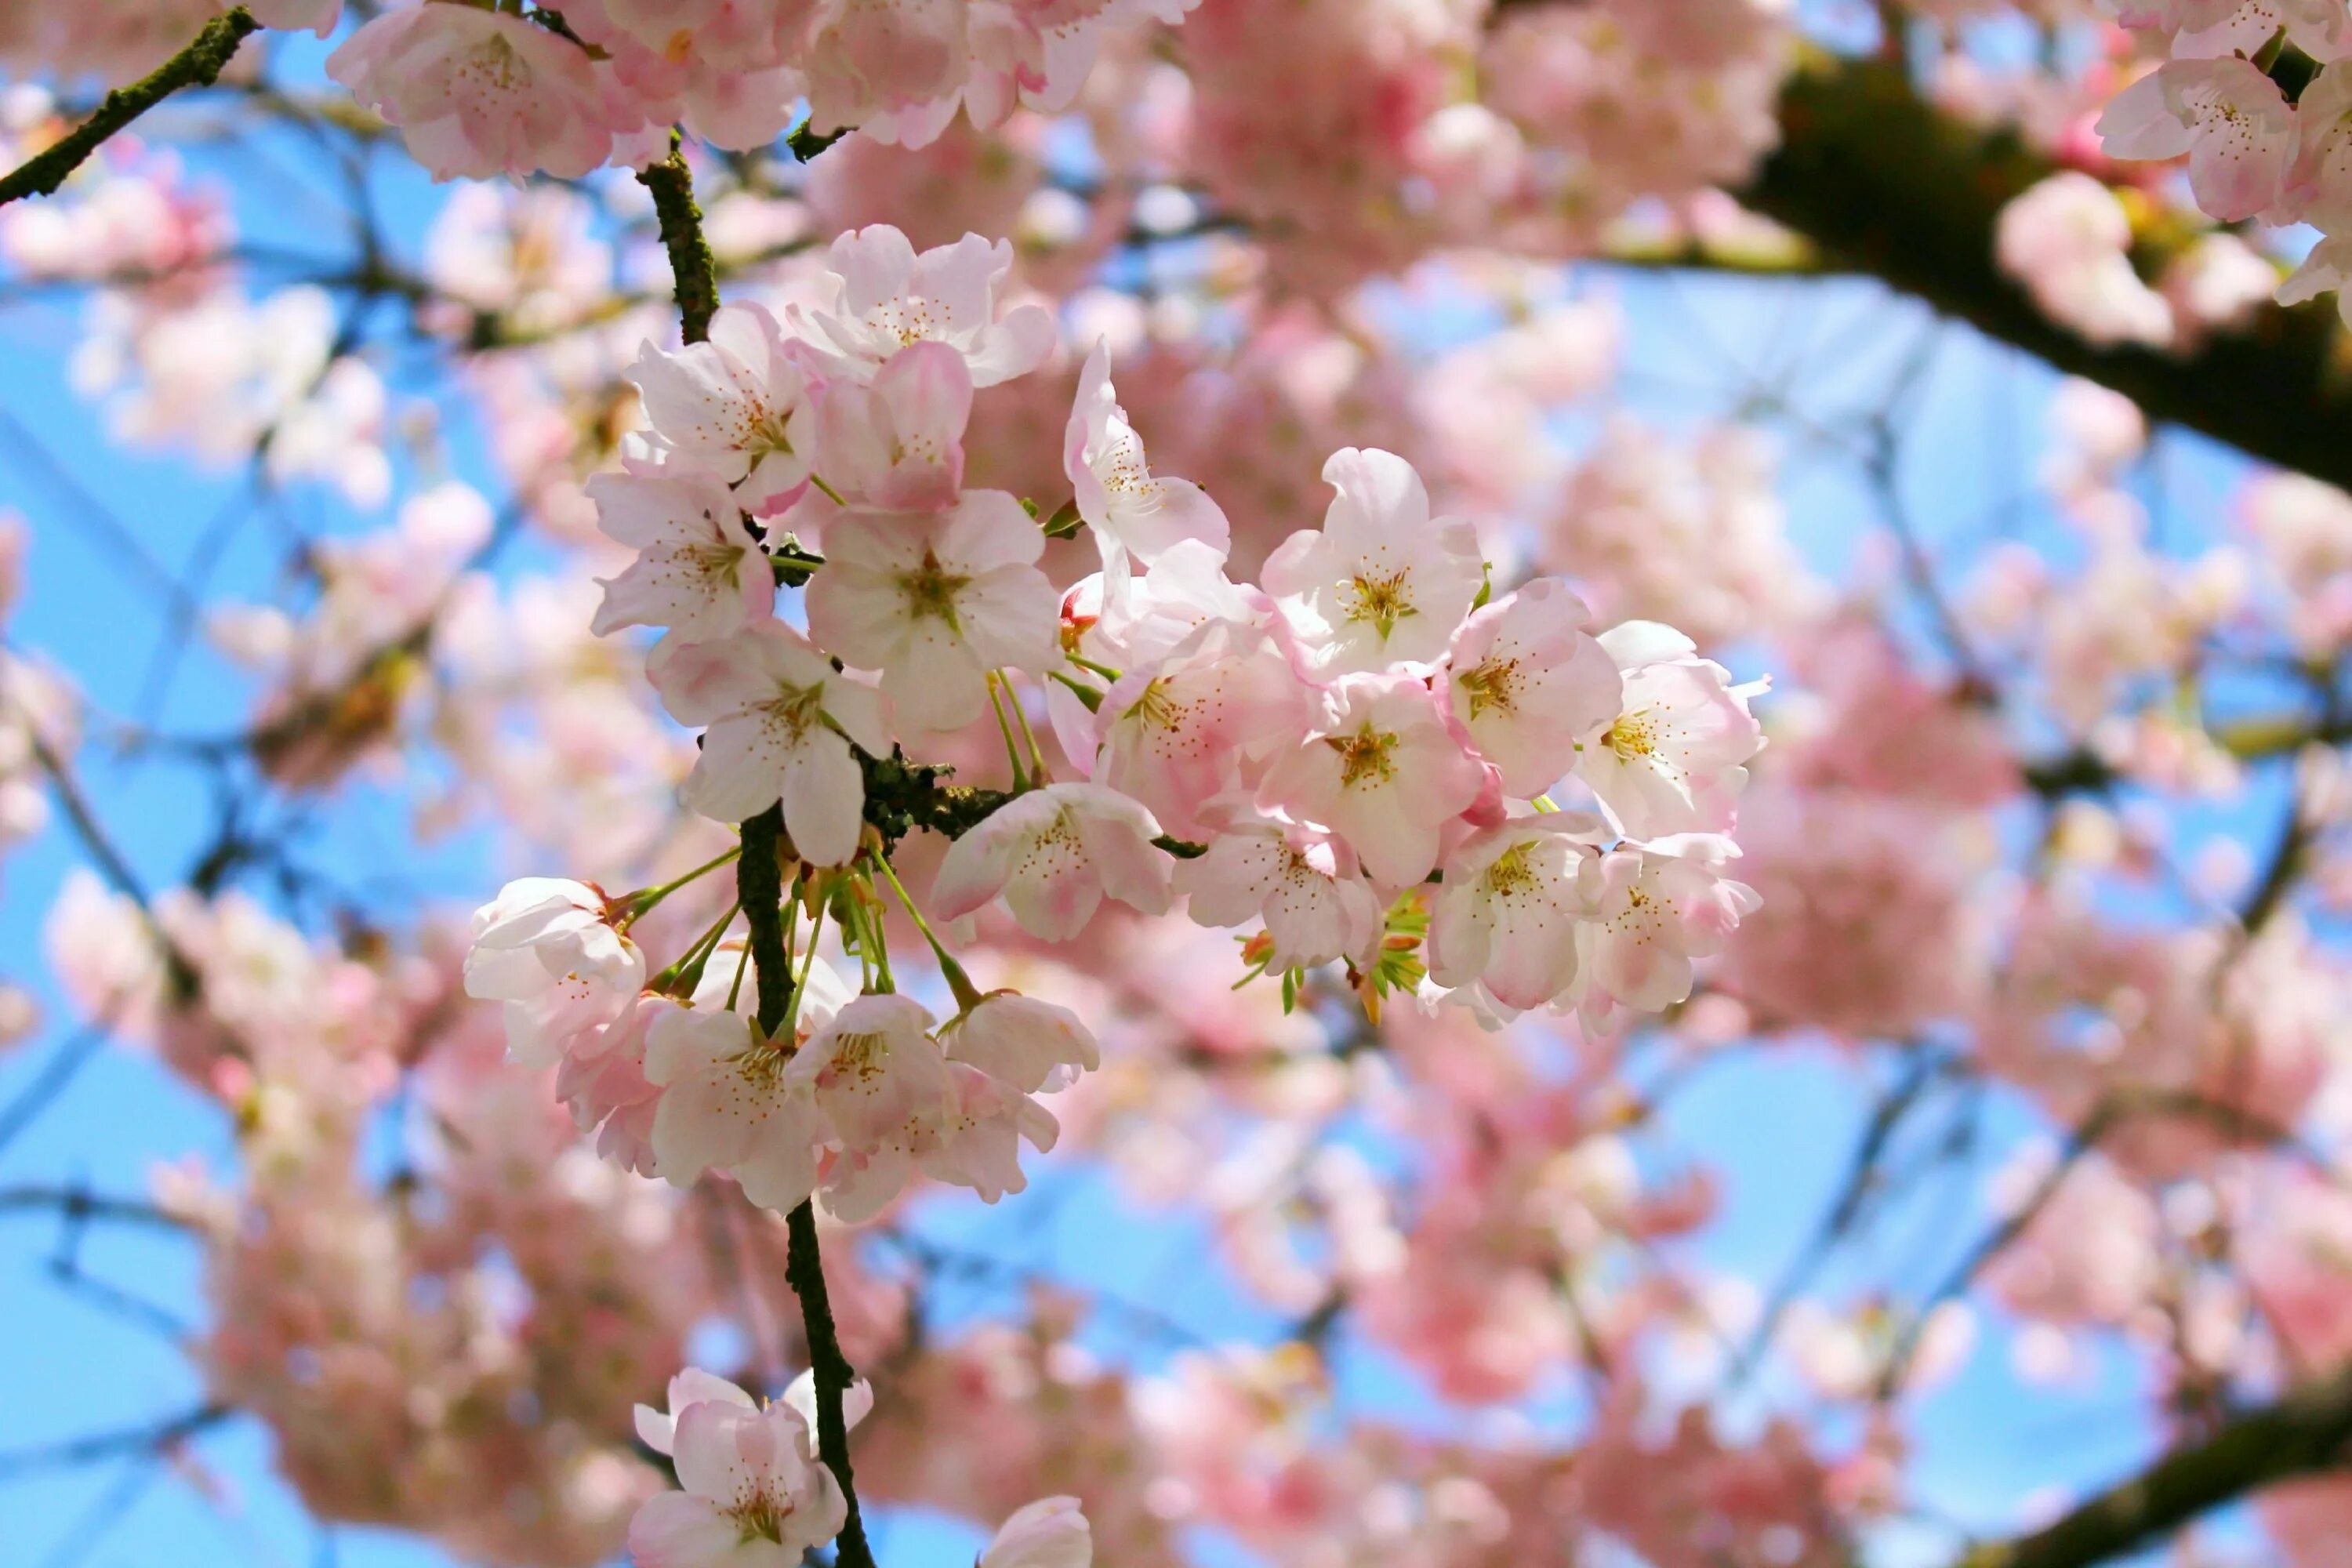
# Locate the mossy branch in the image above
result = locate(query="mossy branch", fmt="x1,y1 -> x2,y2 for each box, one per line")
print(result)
0,9 -> 260,209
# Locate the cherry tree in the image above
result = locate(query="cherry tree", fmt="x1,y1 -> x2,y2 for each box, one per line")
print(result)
2,5 -> 2352,1568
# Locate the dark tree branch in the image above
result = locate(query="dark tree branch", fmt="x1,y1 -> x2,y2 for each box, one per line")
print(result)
0,9 -> 261,209
1957,1359 -> 2352,1568
1740,56 -> 2352,492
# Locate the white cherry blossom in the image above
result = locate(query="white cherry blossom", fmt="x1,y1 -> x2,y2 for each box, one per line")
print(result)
627,301 -> 818,514
1065,339 -> 1230,569
938,993 -> 1102,1094
644,1005 -> 832,1214
462,877 -> 643,1067
647,620 -> 890,864
803,492 -> 1059,734
2096,58 -> 2296,223
586,467 -> 772,641
808,339 -> 972,512
1261,448 -> 1485,675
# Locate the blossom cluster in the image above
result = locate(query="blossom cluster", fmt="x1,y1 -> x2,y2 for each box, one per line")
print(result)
2093,0 -> 2352,321
321,0 -> 1196,181
465,220 -> 1764,1237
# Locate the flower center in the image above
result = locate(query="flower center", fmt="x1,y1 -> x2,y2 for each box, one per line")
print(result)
683,537 -> 746,586
1456,656 -> 1519,720
1603,711 -> 1657,760
1328,724 -> 1399,789
729,1491 -> 797,1545
827,1030 -> 891,1083
1483,842 -> 1538,898
1339,568 -> 1417,640
760,679 -> 827,742
898,549 -> 971,626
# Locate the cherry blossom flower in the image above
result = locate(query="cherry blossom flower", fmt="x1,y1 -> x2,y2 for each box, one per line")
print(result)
326,3 -> 626,183
801,0 -> 975,147
1177,809 -> 1383,971
810,339 -> 972,512
2096,58 -> 2296,223
1430,816 -> 1608,1015
627,302 -> 818,515
931,783 -> 1174,940
982,1496 -> 1094,1568
646,620 -> 891,863
2283,62 -> 2352,234
586,468 -> 772,641
1091,619 -> 1303,840
1576,622 -> 1766,840
1065,339 -> 1230,569
795,993 -> 1066,1221
1261,448 -> 1485,675
938,992 -> 1102,1094
641,964 -> 847,1213
2277,234 -> 2352,328
462,877 -> 643,1068
1256,673 -> 1486,889
792,227 -> 1056,389
627,1371 -> 846,1568
802,491 -> 1058,734
1443,578 -> 1621,797
1579,836 -> 1760,1016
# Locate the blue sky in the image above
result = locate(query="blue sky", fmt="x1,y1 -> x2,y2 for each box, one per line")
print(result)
0,28 -> 2291,1568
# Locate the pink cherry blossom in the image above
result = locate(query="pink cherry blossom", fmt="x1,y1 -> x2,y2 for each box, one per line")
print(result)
1430,816 -> 1607,1016
982,1496 -> 1094,1568
1443,578 -> 1621,798
1578,836 -> 1760,1017
811,340 -> 973,512
643,1004 -> 832,1213
938,992 -> 1101,1094
1261,448 -> 1485,675
931,782 -> 1174,940
628,1385 -> 846,1567
1576,622 -> 1766,839
1176,809 -> 1384,971
586,468 -> 773,641
627,302 -> 818,515
326,2 -> 627,183
792,227 -> 1056,389
1091,619 -> 1303,840
1256,673 -> 1486,890
1065,339 -> 1230,569
647,621 -> 889,863
802,492 -> 1059,734
2096,58 -> 2296,223
462,877 -> 643,1068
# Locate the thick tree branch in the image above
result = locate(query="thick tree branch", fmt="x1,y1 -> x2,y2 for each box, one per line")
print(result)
1738,56 -> 2352,492
1957,1359 -> 2352,1568
0,9 -> 260,209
